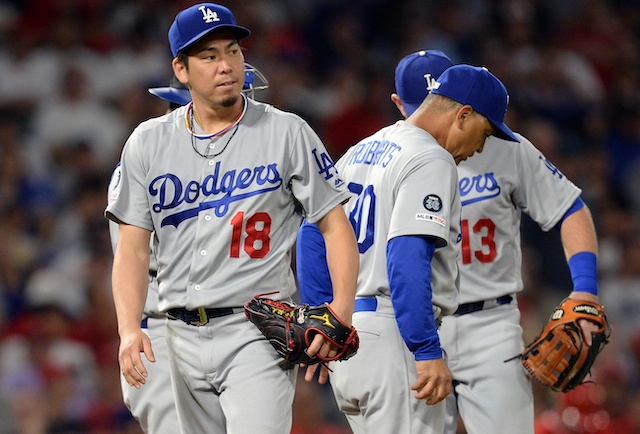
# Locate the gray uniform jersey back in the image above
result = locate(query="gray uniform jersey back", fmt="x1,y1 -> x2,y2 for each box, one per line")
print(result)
336,121 -> 460,318
456,133 -> 581,303
107,163 -> 161,318
106,97 -> 349,311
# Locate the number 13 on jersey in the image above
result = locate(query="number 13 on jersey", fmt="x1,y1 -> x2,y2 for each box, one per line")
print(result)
460,218 -> 497,264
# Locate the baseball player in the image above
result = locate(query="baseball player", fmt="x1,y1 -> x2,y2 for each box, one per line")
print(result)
105,3 -> 358,433
389,52 -> 602,434
442,93 -> 601,432
297,59 -> 520,434
107,63 -> 268,433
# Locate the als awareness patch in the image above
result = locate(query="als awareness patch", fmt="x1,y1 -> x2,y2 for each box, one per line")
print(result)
415,213 -> 446,227
423,194 -> 442,212
108,165 -> 122,202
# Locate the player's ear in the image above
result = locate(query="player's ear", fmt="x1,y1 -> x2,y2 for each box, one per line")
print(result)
172,58 -> 189,86
390,94 -> 407,118
456,105 -> 474,129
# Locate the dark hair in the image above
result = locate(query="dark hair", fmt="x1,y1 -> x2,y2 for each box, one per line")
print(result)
176,51 -> 189,68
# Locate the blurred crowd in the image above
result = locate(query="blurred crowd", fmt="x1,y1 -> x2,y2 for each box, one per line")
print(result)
0,0 -> 639,433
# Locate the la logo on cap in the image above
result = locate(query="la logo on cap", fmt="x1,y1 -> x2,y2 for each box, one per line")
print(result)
424,74 -> 438,92
199,5 -> 221,23
168,3 -> 251,57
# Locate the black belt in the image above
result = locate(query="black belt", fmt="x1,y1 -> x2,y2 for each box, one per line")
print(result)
168,307 -> 238,326
454,295 -> 513,316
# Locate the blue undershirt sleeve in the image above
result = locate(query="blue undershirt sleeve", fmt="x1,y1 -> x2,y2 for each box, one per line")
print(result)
554,197 -> 585,231
295,220 -> 334,305
387,235 -> 442,361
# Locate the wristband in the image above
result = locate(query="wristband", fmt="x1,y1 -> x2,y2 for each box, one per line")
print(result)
568,251 -> 598,295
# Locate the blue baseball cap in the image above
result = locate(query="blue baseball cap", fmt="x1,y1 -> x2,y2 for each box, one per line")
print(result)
169,3 -> 251,58
431,64 -> 520,142
395,50 -> 454,116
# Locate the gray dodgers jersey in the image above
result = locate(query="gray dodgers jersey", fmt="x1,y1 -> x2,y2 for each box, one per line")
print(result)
456,133 -> 581,304
336,121 -> 460,319
106,97 -> 349,311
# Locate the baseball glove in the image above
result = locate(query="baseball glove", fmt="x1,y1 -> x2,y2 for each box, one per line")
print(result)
517,297 -> 610,392
244,293 -> 359,366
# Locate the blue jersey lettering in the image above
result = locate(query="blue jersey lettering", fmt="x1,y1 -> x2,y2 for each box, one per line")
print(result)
149,161 -> 282,227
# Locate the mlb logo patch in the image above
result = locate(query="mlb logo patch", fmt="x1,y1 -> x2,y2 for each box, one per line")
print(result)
415,213 -> 446,227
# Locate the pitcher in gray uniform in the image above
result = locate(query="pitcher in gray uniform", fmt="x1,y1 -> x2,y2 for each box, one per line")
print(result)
108,64 -> 269,433
105,4 -> 358,433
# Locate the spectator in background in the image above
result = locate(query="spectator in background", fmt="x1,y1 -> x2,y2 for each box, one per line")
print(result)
0,26 -> 60,127
320,67 -> 393,159
0,304 -> 100,432
94,18 -> 169,102
600,235 -> 640,353
31,65 -> 127,184
606,106 -> 640,213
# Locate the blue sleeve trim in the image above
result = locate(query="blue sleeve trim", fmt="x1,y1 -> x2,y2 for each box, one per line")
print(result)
554,197 -> 585,231
568,251 -> 598,295
387,236 -> 442,360
295,221 -> 334,305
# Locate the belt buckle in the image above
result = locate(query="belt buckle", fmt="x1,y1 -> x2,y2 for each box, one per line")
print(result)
188,307 -> 209,326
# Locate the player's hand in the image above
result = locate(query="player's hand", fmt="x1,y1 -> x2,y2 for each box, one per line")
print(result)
568,291 -> 600,346
303,299 -> 353,384
412,359 -> 452,405
303,334 -> 336,384
303,361 -> 332,385
118,328 -> 155,389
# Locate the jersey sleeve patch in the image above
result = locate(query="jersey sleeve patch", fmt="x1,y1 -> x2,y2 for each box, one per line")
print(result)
423,194 -> 442,212
108,164 -> 122,203
415,213 -> 446,227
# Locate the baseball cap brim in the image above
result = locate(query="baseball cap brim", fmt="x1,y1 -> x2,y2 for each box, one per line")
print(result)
148,87 -> 192,106
488,119 -> 520,142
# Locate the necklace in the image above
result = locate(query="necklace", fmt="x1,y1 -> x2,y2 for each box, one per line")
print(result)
185,96 -> 246,158
190,121 -> 239,158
